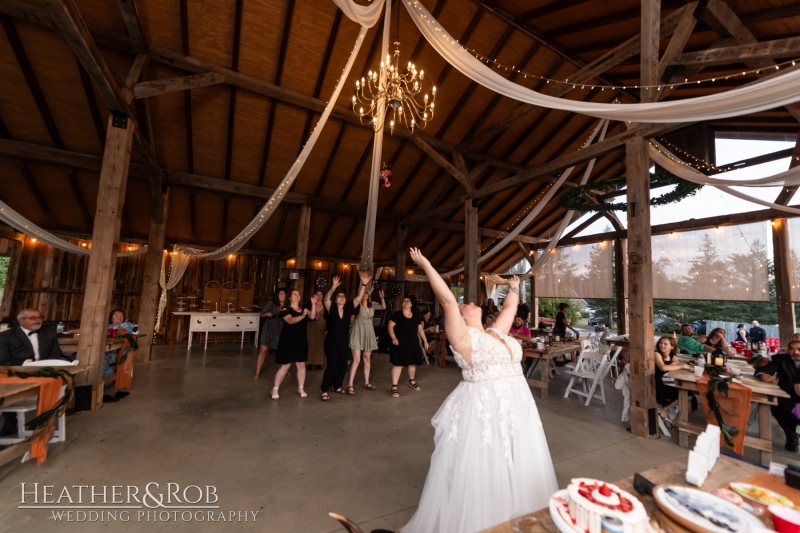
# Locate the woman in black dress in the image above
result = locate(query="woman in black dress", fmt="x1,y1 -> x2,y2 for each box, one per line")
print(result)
320,276 -> 364,401
387,296 -> 428,398
272,289 -> 318,400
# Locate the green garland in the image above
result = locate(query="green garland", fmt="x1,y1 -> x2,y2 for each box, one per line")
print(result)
704,364 -> 739,447
558,170 -> 703,213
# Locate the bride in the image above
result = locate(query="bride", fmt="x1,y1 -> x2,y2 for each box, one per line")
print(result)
400,248 -> 558,533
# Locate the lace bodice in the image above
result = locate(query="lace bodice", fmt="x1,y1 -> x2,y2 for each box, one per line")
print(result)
451,327 -> 524,383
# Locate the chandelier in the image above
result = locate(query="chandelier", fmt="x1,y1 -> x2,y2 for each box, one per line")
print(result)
352,41 -> 436,135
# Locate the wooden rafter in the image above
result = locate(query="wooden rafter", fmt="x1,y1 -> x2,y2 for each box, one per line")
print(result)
673,36 -> 800,68
115,0 -> 146,54
516,0 -> 590,23
545,0 -> 685,40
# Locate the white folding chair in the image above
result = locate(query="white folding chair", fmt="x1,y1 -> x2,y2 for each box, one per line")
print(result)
0,359 -> 74,446
564,339 -> 593,372
564,345 -> 623,406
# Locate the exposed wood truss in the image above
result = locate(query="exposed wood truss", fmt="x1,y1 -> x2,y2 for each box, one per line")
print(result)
133,72 -> 226,99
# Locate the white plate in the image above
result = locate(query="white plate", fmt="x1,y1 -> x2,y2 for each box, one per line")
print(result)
654,485 -> 764,533
549,489 -> 657,533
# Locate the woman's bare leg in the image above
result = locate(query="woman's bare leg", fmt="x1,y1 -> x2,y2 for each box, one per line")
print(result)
273,364 -> 290,390
254,346 -> 269,379
391,365 -> 403,385
348,350 -> 361,388
408,365 -> 416,381
362,352 -> 372,385
296,362 -> 307,389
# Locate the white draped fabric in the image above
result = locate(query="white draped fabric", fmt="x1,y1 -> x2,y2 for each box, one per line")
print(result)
401,0 -> 800,123
650,144 -> 800,215
331,0 -> 385,27
177,25 -> 369,260
650,141 -> 800,187
0,199 -> 147,257
154,249 -> 192,332
787,218 -> 800,302
359,0 -> 392,270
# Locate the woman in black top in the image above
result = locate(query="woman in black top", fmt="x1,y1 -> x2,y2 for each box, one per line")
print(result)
272,289 -> 318,400
319,276 -> 364,401
705,328 -> 730,358
387,296 -> 428,398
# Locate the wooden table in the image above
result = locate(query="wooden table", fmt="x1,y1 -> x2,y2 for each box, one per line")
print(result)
481,455 -> 764,533
57,335 -> 128,351
524,342 -> 581,400
668,368 -> 790,465
0,382 -> 39,407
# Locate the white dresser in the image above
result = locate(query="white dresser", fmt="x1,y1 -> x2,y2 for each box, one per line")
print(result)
174,312 -> 260,350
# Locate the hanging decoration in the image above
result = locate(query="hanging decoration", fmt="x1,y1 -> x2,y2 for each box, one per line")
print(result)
380,162 -> 392,187
0,200 -> 148,257
557,171 -> 704,213
353,0 -> 436,135
400,0 -> 800,123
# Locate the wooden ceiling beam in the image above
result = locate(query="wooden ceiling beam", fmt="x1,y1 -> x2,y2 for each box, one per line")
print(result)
672,36 -> 800,68
41,0 -> 164,221
115,0 -> 146,54
516,0 -> 590,23
133,72 -> 225,99
413,137 -> 474,194
545,0 -> 685,40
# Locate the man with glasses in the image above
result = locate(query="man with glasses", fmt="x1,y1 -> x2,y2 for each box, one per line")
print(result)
1,309 -> 69,436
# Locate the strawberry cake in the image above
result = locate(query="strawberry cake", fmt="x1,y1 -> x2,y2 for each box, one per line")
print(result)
566,478 -> 649,533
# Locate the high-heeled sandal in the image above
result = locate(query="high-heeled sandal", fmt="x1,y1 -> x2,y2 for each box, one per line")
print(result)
271,387 -> 279,400
391,385 -> 400,398
298,387 -> 308,398
364,383 -> 376,390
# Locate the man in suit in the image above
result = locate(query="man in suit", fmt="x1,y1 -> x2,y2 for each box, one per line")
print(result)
756,339 -> 800,452
0,309 -> 69,436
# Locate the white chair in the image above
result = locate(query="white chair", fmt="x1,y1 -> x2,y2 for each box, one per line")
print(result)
564,339 -> 593,373
564,345 -> 623,406
0,359 -> 73,446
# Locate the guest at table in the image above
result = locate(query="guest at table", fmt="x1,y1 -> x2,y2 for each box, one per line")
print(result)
677,324 -> 716,357
320,277 -> 361,401
102,309 -> 135,403
388,297 -> 428,398
254,289 -> 286,380
482,298 -> 498,321
735,323 -> 749,344
347,272 -> 385,395
0,309 -> 70,437
704,328 -> 730,357
517,297 -> 531,325
750,320 -> 767,344
307,290 -> 326,371
484,314 -> 496,329
654,336 -> 694,421
756,339 -> 800,452
554,303 -> 579,339
272,290 -> 318,400
792,333 -> 800,342
509,316 -> 532,343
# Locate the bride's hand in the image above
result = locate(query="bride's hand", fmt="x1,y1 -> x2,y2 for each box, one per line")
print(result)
507,275 -> 520,289
359,271 -> 372,285
409,247 -> 429,267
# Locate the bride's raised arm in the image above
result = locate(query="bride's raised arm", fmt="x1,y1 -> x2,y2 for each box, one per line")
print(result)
494,275 -> 520,334
409,248 -> 468,346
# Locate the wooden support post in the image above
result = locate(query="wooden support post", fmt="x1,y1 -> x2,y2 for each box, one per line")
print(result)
136,189 -> 169,362
0,237 -> 23,319
772,218 -> 796,347
641,0 -> 661,103
464,199 -> 479,304
294,205 -> 311,292
615,238 -> 628,334
76,113 -> 134,409
626,135 -> 656,438
395,224 -> 408,312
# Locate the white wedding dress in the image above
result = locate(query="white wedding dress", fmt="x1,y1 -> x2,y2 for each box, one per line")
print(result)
400,326 -> 558,533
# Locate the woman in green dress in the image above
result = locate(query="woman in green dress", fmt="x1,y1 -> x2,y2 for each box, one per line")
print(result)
346,272 -> 386,394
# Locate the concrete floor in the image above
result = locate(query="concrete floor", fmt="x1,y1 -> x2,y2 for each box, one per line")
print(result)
0,342 -> 796,532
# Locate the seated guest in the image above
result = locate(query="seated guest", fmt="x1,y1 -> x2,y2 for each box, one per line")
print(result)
704,328 -> 730,356
735,323 -> 748,344
756,340 -> 800,452
750,320 -> 767,344
677,324 -> 716,357
482,298 -> 498,321
0,309 -> 71,437
509,316 -> 532,343
654,336 -> 695,419
484,314 -> 496,329
792,333 -> 800,343
102,309 -> 135,403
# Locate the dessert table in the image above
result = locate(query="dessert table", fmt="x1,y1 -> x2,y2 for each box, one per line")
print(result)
668,367 -> 790,465
524,342 -> 581,400
481,455 -> 773,533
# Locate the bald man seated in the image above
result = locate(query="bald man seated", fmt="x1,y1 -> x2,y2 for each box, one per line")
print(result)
0,309 -> 72,437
